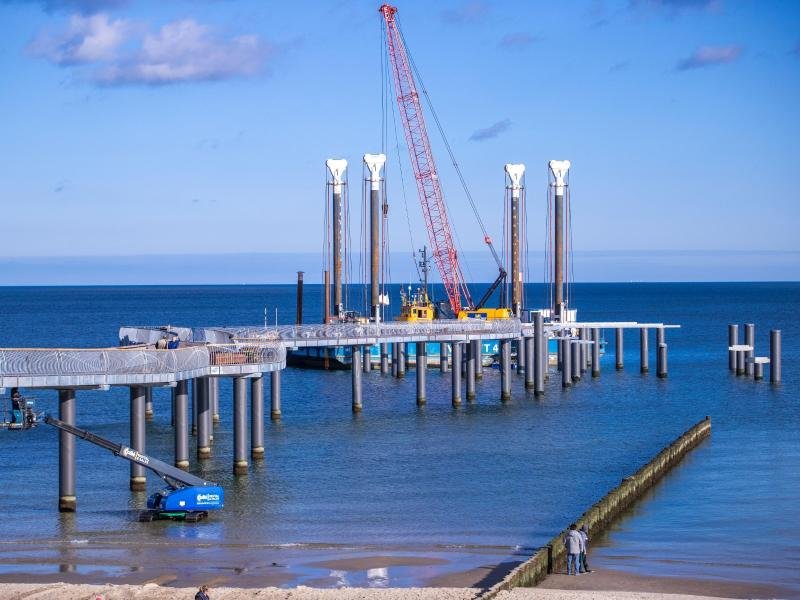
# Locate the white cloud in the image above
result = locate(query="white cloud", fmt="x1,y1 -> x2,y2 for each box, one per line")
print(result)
676,45 -> 742,70
27,13 -> 130,65
27,15 -> 272,86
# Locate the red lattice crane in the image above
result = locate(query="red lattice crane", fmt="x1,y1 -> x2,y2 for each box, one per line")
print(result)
379,3 -> 472,314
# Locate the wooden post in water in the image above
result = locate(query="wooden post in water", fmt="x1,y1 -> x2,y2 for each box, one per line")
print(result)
351,347 -> 363,413
416,342 -> 427,406
271,371 -> 281,420
174,380 -> 189,470
640,328 -> 649,374
251,375 -> 264,460
232,377 -> 248,475
615,328 -> 624,370
500,339 -> 511,401
451,342 -> 462,407
770,330 -> 781,384
196,378 -> 211,459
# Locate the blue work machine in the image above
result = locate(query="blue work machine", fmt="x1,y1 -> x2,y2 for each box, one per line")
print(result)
44,415 -> 224,522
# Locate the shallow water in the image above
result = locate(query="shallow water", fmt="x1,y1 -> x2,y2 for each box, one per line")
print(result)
0,283 -> 797,591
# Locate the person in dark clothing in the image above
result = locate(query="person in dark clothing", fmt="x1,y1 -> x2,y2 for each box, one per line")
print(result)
195,584 -> 210,600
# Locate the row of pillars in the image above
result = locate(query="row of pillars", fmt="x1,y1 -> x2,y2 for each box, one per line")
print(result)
727,324 -> 781,383
557,327 -> 668,388
352,313 -> 551,410
57,371 -> 283,512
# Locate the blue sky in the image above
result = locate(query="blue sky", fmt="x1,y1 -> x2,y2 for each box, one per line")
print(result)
1,0 -> 798,283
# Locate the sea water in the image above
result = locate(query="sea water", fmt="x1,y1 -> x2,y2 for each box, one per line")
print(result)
0,283 -> 797,592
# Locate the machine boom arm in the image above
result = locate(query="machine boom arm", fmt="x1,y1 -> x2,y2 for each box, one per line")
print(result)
44,415 -> 211,489
380,4 -> 472,314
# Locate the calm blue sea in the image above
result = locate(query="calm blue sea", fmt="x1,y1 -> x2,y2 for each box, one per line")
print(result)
0,283 -> 797,593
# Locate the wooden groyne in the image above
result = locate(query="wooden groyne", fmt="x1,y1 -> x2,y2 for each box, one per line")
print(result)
482,416 -> 712,597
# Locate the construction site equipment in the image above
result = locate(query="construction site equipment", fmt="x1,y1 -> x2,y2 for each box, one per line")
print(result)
44,415 -> 223,522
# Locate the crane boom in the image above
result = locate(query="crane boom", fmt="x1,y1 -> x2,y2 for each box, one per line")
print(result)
380,4 -> 472,314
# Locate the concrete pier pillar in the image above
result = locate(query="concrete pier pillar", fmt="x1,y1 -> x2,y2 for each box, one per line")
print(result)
744,324 -> 755,377
474,340 -> 483,380
571,341 -> 581,382
466,342 -> 476,400
440,343 -> 448,373
352,346 -> 363,413
615,328 -> 624,370
500,339 -> 511,401
130,386 -> 147,491
524,337 -> 535,390
58,389 -> 76,512
517,337 -> 526,375
380,343 -> 389,374
657,344 -> 668,378
557,337 -> 563,371
271,370 -> 282,420
233,377 -> 248,475
196,377 -> 211,459
640,328 -> 649,374
451,342 -> 462,407
211,377 -> 220,424
770,330 -> 781,384
251,376 -> 264,460
416,342 -> 427,406
562,341 -> 572,388
191,378 -> 197,436
592,329 -> 601,378
754,361 -> 764,380
728,324 -> 738,371
397,343 -> 406,378
363,345 -> 372,372
533,312 -> 545,396
144,387 -> 154,421
580,329 -> 589,372
174,380 -> 189,470
391,343 -> 399,377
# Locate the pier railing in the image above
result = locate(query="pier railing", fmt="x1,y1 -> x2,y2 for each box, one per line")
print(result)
207,342 -> 284,366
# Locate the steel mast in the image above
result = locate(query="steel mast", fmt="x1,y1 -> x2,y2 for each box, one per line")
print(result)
379,3 -> 471,314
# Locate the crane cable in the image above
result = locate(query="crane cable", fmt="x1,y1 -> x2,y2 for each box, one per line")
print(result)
396,18 -> 503,272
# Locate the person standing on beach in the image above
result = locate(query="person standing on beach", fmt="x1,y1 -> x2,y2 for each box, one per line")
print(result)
578,525 -> 592,573
195,585 -> 210,600
563,523 -> 582,575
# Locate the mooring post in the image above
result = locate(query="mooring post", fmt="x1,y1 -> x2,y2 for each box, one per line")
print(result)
524,336 -> 535,390
640,328 -> 649,374
592,328 -> 601,378
397,342 -> 406,378
58,389 -> 76,512
500,339 -> 511,401
736,348 -> 745,375
728,324 -> 738,371
473,340 -> 483,380
363,345 -> 372,373
451,342 -> 462,407
533,312 -> 544,396
271,370 -> 282,420
144,387 -> 154,421
233,377 -> 248,475
657,344 -> 668,378
440,343 -> 448,373
174,380 -> 189,470
744,324 -> 755,377
197,377 -> 211,460
251,375 -> 264,460
130,386 -> 147,491
191,378 -> 197,436
571,340 -> 581,382
754,360 -> 764,381
770,330 -> 781,384
466,341 -> 476,400
416,342 -> 427,405
380,343 -> 389,374
615,328 -> 624,370
562,341 -> 572,388
352,346 -> 363,413
211,377 -> 220,424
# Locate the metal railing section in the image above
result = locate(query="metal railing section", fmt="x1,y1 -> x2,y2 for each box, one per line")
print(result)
207,342 -> 284,366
